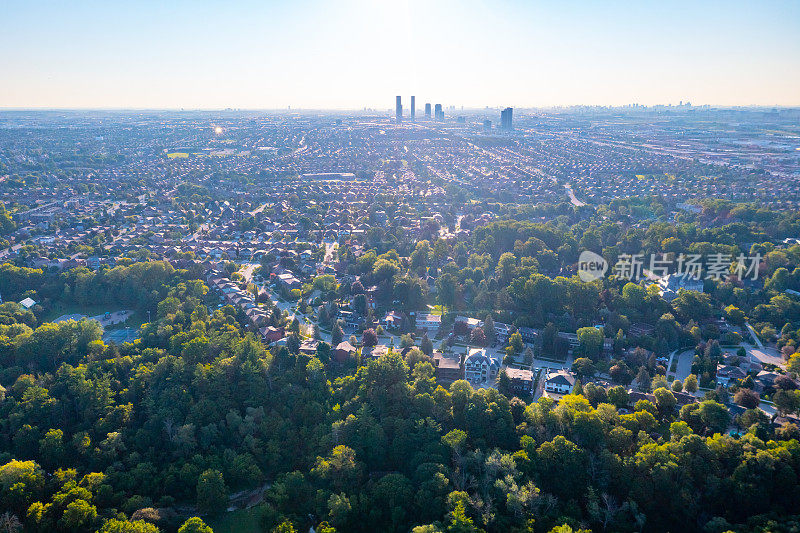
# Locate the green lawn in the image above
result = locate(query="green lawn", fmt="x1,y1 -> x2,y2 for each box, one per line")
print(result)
427,304 -> 443,316
43,302 -> 120,323
206,505 -> 267,533
42,301 -> 142,329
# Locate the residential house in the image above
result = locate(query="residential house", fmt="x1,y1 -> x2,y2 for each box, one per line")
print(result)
334,341 -> 357,363
261,326 -> 285,343
433,352 -> 464,383
416,313 -> 442,334
382,311 -> 404,329
658,273 -> 704,302
505,367 -> 534,397
518,327 -> 537,344
716,364 -> 747,388
464,348 -> 500,385
362,344 -> 389,361
544,369 -> 576,396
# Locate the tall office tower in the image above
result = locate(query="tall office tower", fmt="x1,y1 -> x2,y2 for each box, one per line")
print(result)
434,103 -> 443,121
395,96 -> 402,123
483,120 -> 492,132
410,96 -> 415,120
500,107 -> 513,130
424,103 -> 432,118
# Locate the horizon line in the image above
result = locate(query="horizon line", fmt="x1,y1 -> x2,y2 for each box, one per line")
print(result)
2,103 -> 800,113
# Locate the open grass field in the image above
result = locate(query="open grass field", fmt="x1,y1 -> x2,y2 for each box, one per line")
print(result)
43,302 -> 143,330
206,504 -> 267,533
43,302 -> 120,323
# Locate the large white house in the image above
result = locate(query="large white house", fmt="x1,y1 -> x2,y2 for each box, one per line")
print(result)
658,273 -> 704,301
416,313 -> 442,333
544,369 -> 576,395
464,348 -> 500,385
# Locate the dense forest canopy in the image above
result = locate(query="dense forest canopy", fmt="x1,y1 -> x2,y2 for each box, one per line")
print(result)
1,197 -> 800,533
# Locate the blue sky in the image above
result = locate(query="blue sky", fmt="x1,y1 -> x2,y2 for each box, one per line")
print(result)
1,0 -> 798,108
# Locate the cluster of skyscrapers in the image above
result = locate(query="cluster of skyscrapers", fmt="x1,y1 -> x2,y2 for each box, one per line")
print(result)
396,96 -> 446,123
394,97 -> 512,131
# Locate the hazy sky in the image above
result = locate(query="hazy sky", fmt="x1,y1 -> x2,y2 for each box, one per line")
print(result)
1,0 -> 799,109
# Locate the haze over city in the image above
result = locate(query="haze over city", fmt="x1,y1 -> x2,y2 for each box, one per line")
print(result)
2,0 -> 800,109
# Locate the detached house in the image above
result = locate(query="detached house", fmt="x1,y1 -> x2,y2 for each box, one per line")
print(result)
415,313 -> 442,334
464,348 -> 500,385
716,365 -> 746,388
505,367 -> 534,397
334,341 -> 357,363
544,370 -> 576,396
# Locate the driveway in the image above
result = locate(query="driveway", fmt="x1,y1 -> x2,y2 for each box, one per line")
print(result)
673,350 -> 696,382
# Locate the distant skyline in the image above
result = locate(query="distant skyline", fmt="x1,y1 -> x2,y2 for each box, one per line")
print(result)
1,0 -> 799,109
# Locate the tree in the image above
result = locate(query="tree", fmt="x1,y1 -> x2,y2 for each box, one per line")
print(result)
362,328 -> 378,348
99,519 -> 159,533
548,526 -> 591,533
405,348 -> 430,369
495,252 -> 517,283
636,366 -> 651,392
787,353 -> 800,374
523,347 -> 534,365
734,388 -> 760,409
576,327 -> 603,359
442,429 -> 467,461
420,334 -> 434,356
286,333 -> 300,354
0,460 -> 44,511
725,304 -> 746,325
509,331 -> 524,354
607,386 -> 629,408
60,499 -> 97,531
317,341 -> 331,363
653,387 -> 677,418
671,380 -> 683,392
470,327 -> 486,346
535,435 -> 588,500
698,400 -> 730,433
273,520 -> 297,533
400,334 -> 414,349
497,369 -> 511,398
774,390 -> 800,416
572,357 -> 596,380
447,500 -> 481,533
609,363 -> 631,384
312,445 -> 363,493
483,315 -> 496,346
178,517 -> 213,533
0,512 -> 22,533
196,469 -> 228,515
332,324 -> 343,347
353,294 -> 368,315
672,291 -> 713,321
683,374 -> 698,393
774,375 -> 798,391
622,282 -> 647,309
